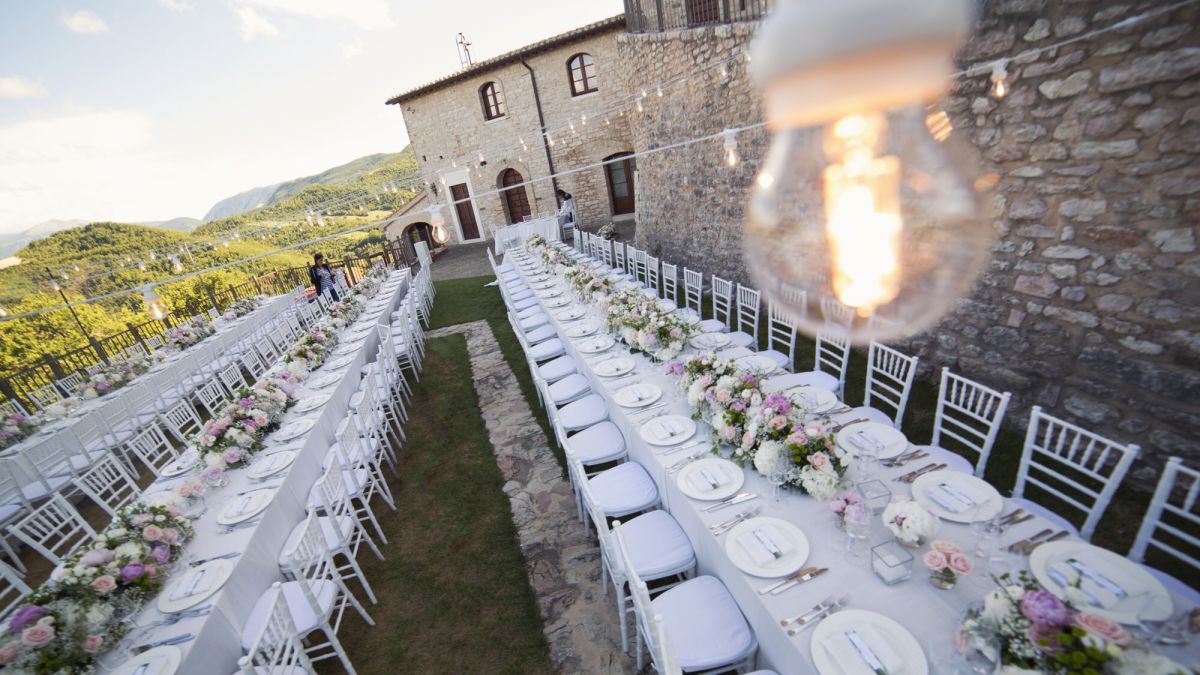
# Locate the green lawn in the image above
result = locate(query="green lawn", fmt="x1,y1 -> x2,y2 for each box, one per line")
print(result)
332,335 -> 553,674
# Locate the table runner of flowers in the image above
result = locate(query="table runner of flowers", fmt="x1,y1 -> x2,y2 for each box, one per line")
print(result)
165,316 -> 216,352
220,296 -> 262,322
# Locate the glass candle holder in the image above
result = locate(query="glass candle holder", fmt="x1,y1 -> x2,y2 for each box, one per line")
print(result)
872,539 -> 913,585
857,479 -> 892,515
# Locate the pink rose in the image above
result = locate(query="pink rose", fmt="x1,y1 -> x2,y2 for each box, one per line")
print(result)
809,452 -> 832,472
722,426 -> 736,440
716,390 -> 731,403
931,541 -> 961,555
21,624 -> 55,648
91,575 -> 117,594
948,553 -> 972,575
768,415 -> 788,431
741,431 -> 755,449
131,514 -> 152,526
923,551 -> 948,571
167,506 -> 183,518
142,524 -> 164,541
82,635 -> 103,654
1074,613 -> 1132,648
804,423 -> 825,437
222,447 -> 243,464
144,563 -> 159,579
0,641 -> 18,664
787,430 -> 808,445
79,548 -> 114,567
160,528 -> 180,544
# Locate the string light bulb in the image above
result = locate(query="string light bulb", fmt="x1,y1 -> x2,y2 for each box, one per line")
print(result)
136,261 -> 146,271
0,307 -> 6,318
656,85 -> 663,97
141,284 -> 166,320
581,114 -> 587,126
636,99 -> 644,113
990,60 -> 1009,98
745,0 -> 990,343
569,122 -> 576,135
722,129 -> 740,167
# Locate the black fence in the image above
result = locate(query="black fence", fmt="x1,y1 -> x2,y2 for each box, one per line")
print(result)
623,0 -> 769,33
0,241 -> 415,407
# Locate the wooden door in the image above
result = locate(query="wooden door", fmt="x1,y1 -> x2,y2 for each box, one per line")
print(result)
449,183 -> 480,240
604,154 -> 636,215
500,169 -> 531,224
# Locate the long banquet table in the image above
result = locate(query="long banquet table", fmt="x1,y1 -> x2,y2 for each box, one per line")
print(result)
94,271 -> 409,674
493,216 -> 559,254
507,244 -> 1199,674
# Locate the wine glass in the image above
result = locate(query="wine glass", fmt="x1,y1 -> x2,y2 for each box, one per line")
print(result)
969,510 -> 1002,560
768,466 -> 787,502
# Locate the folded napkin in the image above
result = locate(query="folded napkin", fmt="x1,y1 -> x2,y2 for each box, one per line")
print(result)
170,568 -> 215,601
929,480 -> 991,514
822,625 -> 906,675
656,418 -> 682,441
1048,556 -> 1138,609
735,526 -> 796,566
687,465 -> 728,493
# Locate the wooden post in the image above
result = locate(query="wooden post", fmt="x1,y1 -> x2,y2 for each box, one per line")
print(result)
251,275 -> 263,296
43,354 -> 65,380
343,257 -> 356,286
206,286 -> 219,313
90,336 -> 110,365
0,377 -> 21,410
228,283 -> 239,302
127,321 -> 148,353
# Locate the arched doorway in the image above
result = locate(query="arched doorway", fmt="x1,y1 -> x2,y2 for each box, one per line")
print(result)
499,168 -> 532,224
401,222 -> 434,259
603,152 -> 636,215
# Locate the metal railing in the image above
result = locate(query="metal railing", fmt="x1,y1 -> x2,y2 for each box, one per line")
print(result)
0,240 -> 416,407
624,0 -> 769,33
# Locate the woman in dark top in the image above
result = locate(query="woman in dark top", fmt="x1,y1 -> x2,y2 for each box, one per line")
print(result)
308,252 -> 340,302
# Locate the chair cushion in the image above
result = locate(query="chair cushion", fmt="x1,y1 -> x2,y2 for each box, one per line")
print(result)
510,289 -> 534,302
566,421 -> 626,465
838,405 -> 895,429
529,339 -> 565,362
653,575 -> 755,672
279,515 -> 354,567
791,370 -> 840,393
611,510 -> 694,579
517,305 -> 543,320
909,444 -> 976,475
538,356 -> 576,383
548,373 -> 590,404
520,313 -> 549,331
558,394 -> 608,431
526,325 -> 557,345
240,579 -> 337,650
697,319 -> 726,333
589,462 -> 657,517
760,349 -> 790,370
512,297 -> 538,311
727,331 -> 755,348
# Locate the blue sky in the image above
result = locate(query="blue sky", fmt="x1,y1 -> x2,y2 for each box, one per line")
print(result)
0,0 -> 623,233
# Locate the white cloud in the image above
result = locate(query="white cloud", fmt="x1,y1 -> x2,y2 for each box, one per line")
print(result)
237,0 -> 394,30
61,10 -> 109,34
0,77 -> 48,100
235,6 -> 279,42
158,0 -> 194,12
341,39 -> 364,59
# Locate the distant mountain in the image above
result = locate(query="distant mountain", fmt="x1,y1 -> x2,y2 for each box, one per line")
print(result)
0,219 -> 90,257
141,217 -> 201,232
202,152 -> 410,222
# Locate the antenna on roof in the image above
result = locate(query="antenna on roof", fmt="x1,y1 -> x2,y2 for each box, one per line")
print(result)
456,32 -> 473,69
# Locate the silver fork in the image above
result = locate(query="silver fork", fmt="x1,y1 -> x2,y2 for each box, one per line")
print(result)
711,506 -> 762,536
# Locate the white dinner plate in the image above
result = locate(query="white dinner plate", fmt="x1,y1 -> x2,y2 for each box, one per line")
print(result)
911,471 -> 1003,523
293,394 -> 331,413
594,357 -> 636,377
724,516 -> 810,577
565,323 -> 600,339
216,488 -> 276,525
555,307 -> 587,322
545,297 -> 571,308
735,354 -> 779,373
307,372 -> 342,389
159,457 -> 198,478
836,422 -> 907,460
323,355 -> 354,370
349,324 -> 375,337
614,383 -> 663,408
811,609 -> 928,675
1030,540 -> 1171,624
786,385 -> 839,413
157,558 -> 235,614
110,645 -> 183,675
333,341 -> 363,356
274,418 -> 317,442
533,281 -> 556,290
639,415 -> 697,446
536,289 -> 562,299
578,335 -> 615,354
247,450 -> 298,479
690,333 -> 731,350
677,457 -> 744,501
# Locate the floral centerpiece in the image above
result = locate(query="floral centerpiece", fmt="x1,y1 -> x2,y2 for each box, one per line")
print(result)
193,374 -> 295,471
165,316 -> 215,351
958,572 -> 1189,674
828,490 -> 867,527
603,289 -> 694,362
75,360 -> 145,399
565,266 -> 614,301
326,297 -> 365,327
0,410 -> 38,451
353,275 -> 381,299
596,222 -> 617,240
0,505 -> 193,672
672,352 -> 739,417
882,498 -> 940,547
285,320 -> 340,373
755,418 -> 849,499
221,296 -> 261,321
34,398 -> 79,423
923,540 -> 972,589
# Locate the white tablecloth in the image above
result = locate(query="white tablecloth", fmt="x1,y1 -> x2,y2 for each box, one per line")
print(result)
510,250 -> 1199,674
493,216 -> 559,254
96,272 -> 408,674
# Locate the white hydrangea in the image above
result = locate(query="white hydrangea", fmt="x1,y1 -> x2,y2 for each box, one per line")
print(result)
753,440 -> 786,477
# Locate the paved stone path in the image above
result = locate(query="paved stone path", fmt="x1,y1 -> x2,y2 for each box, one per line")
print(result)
427,320 -> 636,675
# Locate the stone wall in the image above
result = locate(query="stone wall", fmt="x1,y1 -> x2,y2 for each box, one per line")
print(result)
618,0 -> 1200,476
397,26 -> 633,245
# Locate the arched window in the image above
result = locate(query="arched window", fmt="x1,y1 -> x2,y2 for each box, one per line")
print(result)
567,53 -> 597,96
480,81 -> 505,120
499,169 -> 531,224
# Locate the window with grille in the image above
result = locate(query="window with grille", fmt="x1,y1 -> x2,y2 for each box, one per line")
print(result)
567,53 -> 598,96
480,82 -> 506,120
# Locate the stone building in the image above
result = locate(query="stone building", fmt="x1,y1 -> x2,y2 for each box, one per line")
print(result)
382,16 -> 636,248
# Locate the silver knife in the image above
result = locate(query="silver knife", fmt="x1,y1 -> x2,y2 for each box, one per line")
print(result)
703,492 -> 754,512
770,567 -> 829,595
760,566 -> 820,594
135,633 -> 195,652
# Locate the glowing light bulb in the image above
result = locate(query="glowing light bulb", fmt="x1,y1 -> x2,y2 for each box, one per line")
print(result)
990,61 -> 1009,98
581,114 -> 587,126
604,117 -> 610,126
0,307 -> 7,317
720,64 -> 729,79
142,285 -> 166,320
137,261 -> 146,271
569,122 -> 576,134
636,100 -> 643,113
721,129 -> 740,167
656,86 -> 663,97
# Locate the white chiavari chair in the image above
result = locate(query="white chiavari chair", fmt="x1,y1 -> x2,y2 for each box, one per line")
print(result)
912,368 -> 1011,476
63,413 -> 113,461
0,559 -> 31,619
659,261 -> 679,309
312,464 -> 385,562
123,421 -> 179,476
728,284 -> 760,348
314,421 -> 391,544
73,452 -> 139,517
682,268 -> 704,322
237,583 -> 319,675
144,334 -> 165,351
218,362 -> 250,394
13,436 -> 82,503
572,453 -> 695,653
25,385 -> 62,412
792,332 -> 851,398
194,379 -> 231,418
600,238 -> 614,267
1129,457 -> 1200,605
55,372 -> 86,397
644,255 -> 660,298
614,242 -> 627,274
841,342 -> 919,429
351,373 -> 400,483
1013,407 -> 1139,541
0,399 -> 28,418
255,335 -> 281,365
7,493 -> 96,566
124,342 -> 149,359
632,248 -> 648,285
158,399 -> 204,445
614,521 -> 756,673
703,275 -> 734,334
820,295 -> 856,331
567,449 -> 658,534
240,348 -> 270,380
0,461 -> 33,571
761,304 -> 797,372
245,513 -> 372,675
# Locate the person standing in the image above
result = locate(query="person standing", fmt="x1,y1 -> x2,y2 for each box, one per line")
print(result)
557,189 -> 576,241
308,252 -> 340,302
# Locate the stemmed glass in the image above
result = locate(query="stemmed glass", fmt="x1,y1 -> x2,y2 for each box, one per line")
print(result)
855,442 -> 879,481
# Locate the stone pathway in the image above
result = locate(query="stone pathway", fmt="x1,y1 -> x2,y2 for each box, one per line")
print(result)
427,320 -> 636,675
